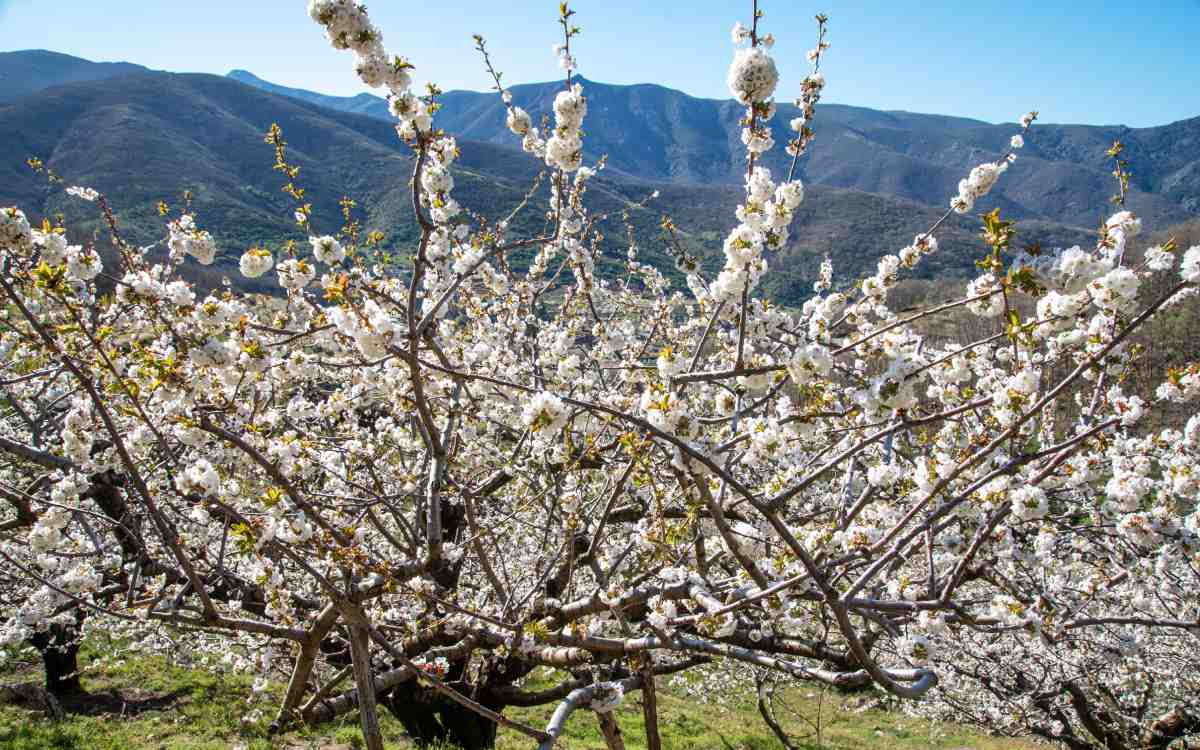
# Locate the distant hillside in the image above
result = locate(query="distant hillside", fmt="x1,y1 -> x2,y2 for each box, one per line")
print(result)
2,51 -> 1196,233
223,70 -> 1200,230
227,69 -> 385,118
0,60 -> 1095,303
0,50 -> 149,103
0,71 -> 544,292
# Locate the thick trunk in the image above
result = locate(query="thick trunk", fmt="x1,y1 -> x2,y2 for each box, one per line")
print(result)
29,623 -> 83,696
381,681 -> 500,750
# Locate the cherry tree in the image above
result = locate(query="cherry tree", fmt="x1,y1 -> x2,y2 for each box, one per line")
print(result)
2,1 -> 1199,748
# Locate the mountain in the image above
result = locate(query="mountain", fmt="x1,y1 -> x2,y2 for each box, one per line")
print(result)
0,50 -> 149,103
226,69 -> 386,118
0,69 -> 545,293
224,70 -> 1200,230
3,51 -> 1196,233
0,55 -> 1096,303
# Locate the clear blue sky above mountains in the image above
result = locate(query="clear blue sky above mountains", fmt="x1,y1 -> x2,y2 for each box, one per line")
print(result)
1,0 -> 1197,127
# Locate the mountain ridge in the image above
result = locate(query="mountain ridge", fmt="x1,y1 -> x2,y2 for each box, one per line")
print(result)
0,49 -> 150,103
0,50 -> 1167,304
6,51 -> 1196,230
222,67 -> 1200,229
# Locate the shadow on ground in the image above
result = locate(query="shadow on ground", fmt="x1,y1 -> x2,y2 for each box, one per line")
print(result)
1,681 -> 189,719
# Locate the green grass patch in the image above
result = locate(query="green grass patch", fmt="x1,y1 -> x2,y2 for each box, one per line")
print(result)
0,647 -> 1039,749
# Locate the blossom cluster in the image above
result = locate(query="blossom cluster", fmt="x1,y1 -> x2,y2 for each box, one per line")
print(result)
0,3 -> 1198,749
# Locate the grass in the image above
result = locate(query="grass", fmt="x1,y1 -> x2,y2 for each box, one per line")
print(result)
0,644 -> 1041,750
496,673 -> 1039,750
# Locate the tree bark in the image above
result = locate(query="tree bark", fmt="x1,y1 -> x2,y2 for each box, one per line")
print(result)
381,681 -> 500,749
598,711 -> 627,750
756,674 -> 800,750
270,603 -> 341,734
29,621 -> 83,696
639,660 -> 662,750
349,624 -> 385,750
1142,703 -> 1200,749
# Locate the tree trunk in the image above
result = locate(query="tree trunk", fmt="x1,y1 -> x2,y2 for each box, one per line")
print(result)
270,603 -> 341,734
381,681 -> 500,749
598,712 -> 627,750
29,621 -> 83,696
639,661 -> 662,750
348,625 -> 385,750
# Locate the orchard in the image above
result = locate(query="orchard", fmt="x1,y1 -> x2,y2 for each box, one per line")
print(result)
1,1 -> 1199,748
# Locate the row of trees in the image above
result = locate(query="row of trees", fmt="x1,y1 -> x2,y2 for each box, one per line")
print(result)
2,1 -> 1198,747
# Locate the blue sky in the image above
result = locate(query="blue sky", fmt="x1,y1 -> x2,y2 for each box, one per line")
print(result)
1,0 -> 1197,127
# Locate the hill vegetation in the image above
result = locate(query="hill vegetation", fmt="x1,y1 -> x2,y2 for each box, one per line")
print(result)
226,68 -> 1200,229
0,53 -> 1116,303
0,50 -> 148,103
